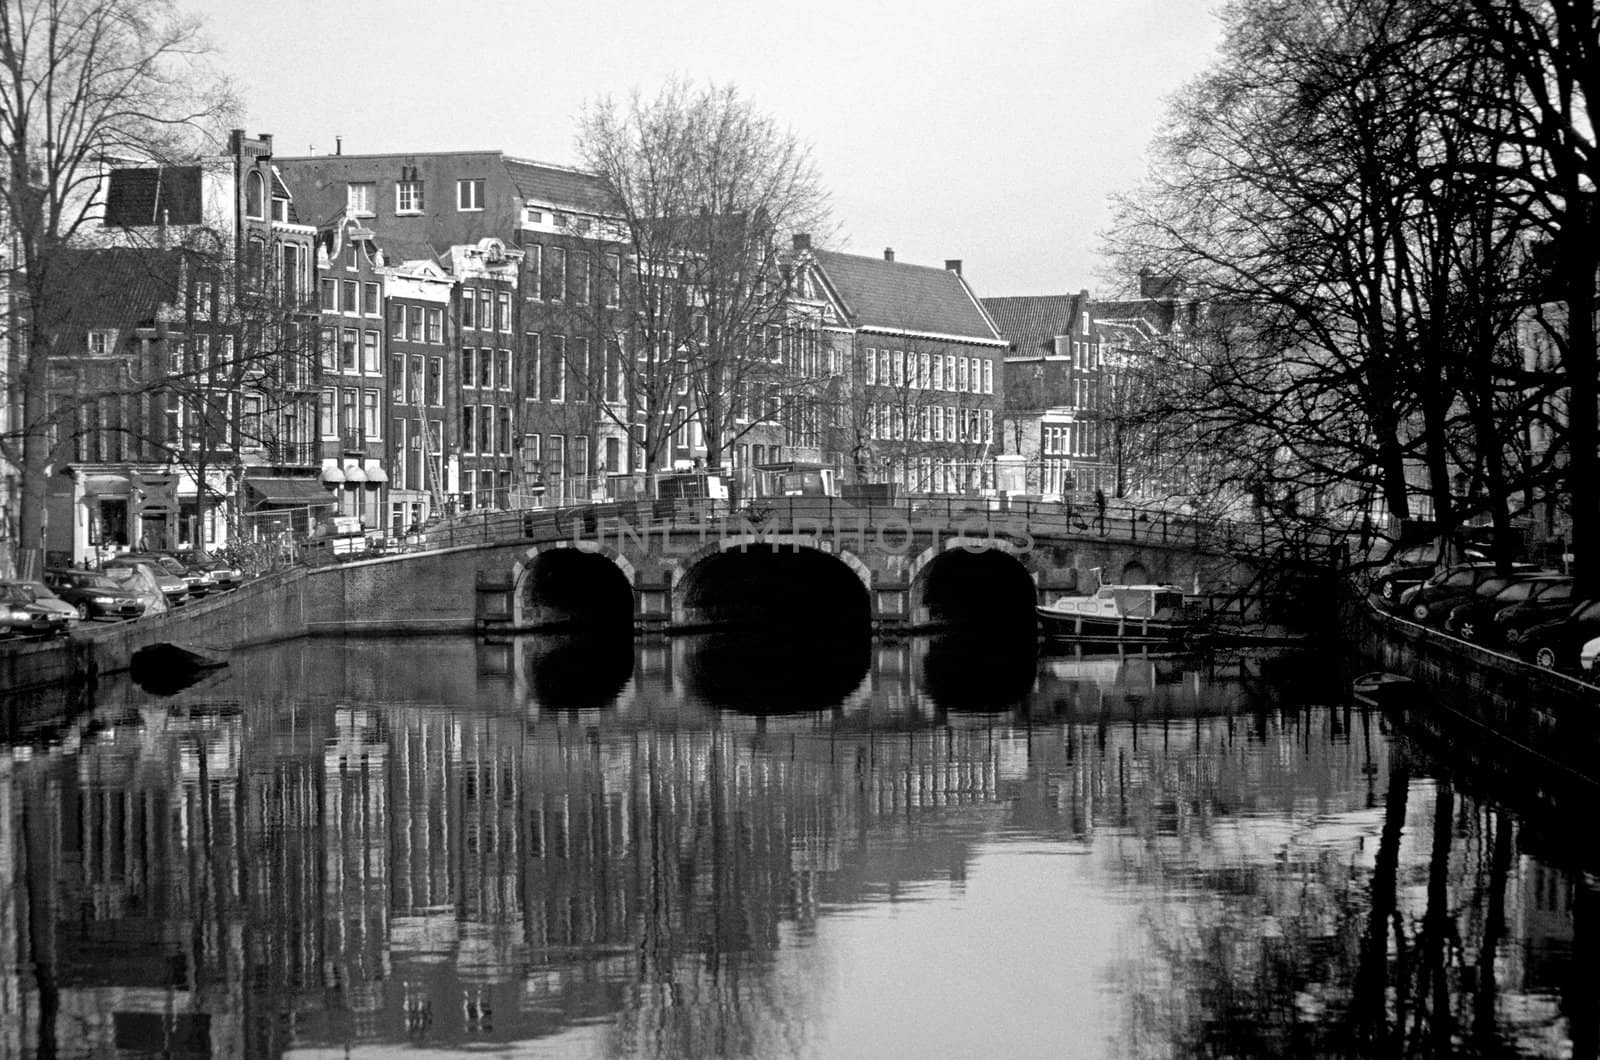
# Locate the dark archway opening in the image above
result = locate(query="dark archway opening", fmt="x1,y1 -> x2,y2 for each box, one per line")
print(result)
915,549 -> 1037,632
522,550 -> 634,632
678,545 -> 870,633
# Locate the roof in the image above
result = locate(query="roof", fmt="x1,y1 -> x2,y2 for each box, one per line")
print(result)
503,158 -> 615,214
40,246 -> 184,334
811,250 -> 1001,342
983,295 -> 1088,355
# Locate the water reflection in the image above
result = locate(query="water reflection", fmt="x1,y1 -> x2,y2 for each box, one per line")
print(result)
675,630 -> 870,713
0,636 -> 1588,1059
520,632 -> 635,711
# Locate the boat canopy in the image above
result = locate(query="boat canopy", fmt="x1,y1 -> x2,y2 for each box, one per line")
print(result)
1111,586 -> 1184,619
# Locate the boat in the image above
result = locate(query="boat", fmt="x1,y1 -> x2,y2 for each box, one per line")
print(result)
1036,584 -> 1193,646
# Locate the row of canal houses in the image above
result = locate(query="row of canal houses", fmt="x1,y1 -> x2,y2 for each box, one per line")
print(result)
37,130 -> 1193,567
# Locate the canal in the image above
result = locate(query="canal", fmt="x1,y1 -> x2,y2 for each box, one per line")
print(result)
2,633 -> 1593,1058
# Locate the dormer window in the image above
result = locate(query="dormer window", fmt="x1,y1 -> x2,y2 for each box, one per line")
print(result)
272,197 -> 288,223
87,329 -> 115,356
525,207 -> 545,225
457,179 -> 484,211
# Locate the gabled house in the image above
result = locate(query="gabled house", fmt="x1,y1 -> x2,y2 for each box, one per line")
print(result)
797,246 -> 1005,492
983,292 -> 1102,500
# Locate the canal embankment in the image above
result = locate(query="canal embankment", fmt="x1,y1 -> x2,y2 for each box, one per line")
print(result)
1350,595 -> 1600,793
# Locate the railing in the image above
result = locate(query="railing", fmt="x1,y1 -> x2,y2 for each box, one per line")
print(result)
380,492 -> 1347,568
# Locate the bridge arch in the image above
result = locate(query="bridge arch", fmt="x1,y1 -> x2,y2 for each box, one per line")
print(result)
514,541 -> 636,631
908,539 -> 1036,630
671,536 -> 872,631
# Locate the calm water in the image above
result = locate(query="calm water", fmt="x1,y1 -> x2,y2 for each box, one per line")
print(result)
1,633 -> 1594,1059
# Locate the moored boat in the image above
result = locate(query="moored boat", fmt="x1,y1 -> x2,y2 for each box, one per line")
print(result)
1036,584 -> 1192,645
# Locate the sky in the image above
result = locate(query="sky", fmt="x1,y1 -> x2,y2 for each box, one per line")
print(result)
209,0 -> 1224,299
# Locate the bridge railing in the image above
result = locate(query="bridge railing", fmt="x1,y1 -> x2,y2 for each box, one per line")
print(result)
385,492 -> 1346,567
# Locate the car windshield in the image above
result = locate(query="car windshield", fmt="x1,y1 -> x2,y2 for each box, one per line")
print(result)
1476,578 -> 1515,596
0,583 -> 34,604
73,574 -> 121,590
1496,581 -> 1538,602
1535,582 -> 1574,602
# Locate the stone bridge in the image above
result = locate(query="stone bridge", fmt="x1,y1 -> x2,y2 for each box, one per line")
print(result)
386,496 -> 1336,636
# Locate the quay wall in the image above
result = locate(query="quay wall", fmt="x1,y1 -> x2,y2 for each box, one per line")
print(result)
1354,601 -> 1600,791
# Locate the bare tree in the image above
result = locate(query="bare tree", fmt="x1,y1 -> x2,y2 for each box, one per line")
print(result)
2,0 -> 234,571
576,80 -> 831,482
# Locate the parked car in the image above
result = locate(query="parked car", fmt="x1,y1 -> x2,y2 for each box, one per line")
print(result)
44,568 -> 149,621
100,564 -> 170,615
171,548 -> 243,590
1515,598 -> 1600,671
1488,578 -> 1580,647
103,555 -> 187,606
0,580 -> 73,638
1371,541 -> 1447,605
13,580 -> 80,625
124,551 -> 216,599
1579,632 -> 1600,675
1444,573 -> 1571,643
1401,562 -> 1538,626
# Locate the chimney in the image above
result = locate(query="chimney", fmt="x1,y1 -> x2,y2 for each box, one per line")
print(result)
792,233 -> 810,251
335,136 -> 342,156
884,247 -> 894,262
945,259 -> 962,276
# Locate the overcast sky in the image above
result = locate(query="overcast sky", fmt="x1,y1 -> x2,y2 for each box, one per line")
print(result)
211,0 -> 1223,299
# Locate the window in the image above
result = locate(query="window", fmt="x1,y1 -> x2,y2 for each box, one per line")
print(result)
575,252 -> 591,304
931,354 -> 943,390
549,247 -> 566,301
496,290 -> 511,332
408,306 -> 423,342
497,349 -> 511,391
526,245 -> 543,300
462,406 -> 476,453
320,327 -> 336,369
364,282 -> 379,315
574,435 -> 590,478
343,280 -> 359,315
246,171 -> 265,219
362,331 -> 380,373
525,334 -> 541,400
428,358 -> 443,405
478,403 -> 492,454
605,436 -> 621,472
392,354 -> 406,402
917,352 -> 929,388
363,390 -> 379,438
396,180 -> 424,214
389,302 -> 404,338
462,288 -> 476,329
957,357 -> 968,392
479,347 -> 493,389
982,359 -> 993,394
457,178 -> 484,211
410,354 -> 425,403
462,347 -> 477,388
550,336 -> 566,400
604,252 -> 620,307
347,182 -> 375,216
498,407 -> 512,455
461,470 -> 475,509
341,388 -> 358,435
865,347 -> 877,385
87,330 -> 114,356
547,435 -> 565,482
572,337 -> 589,402
341,328 -> 358,371
321,278 -> 338,311
427,308 -> 443,343
320,390 -> 336,435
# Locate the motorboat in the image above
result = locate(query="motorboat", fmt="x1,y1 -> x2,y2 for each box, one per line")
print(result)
1036,584 -> 1192,645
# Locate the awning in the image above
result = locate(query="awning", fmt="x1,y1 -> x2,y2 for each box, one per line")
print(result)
320,464 -> 346,486
247,477 -> 338,507
342,464 -> 368,485
364,465 -> 389,484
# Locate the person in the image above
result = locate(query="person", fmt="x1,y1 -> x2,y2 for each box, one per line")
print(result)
1094,488 -> 1107,534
